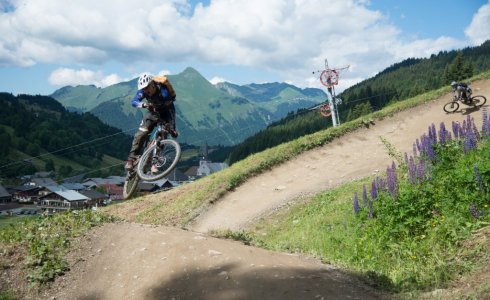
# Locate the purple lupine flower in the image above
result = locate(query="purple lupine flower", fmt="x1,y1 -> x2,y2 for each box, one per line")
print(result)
439,122 -> 449,143
416,138 -> 421,153
413,143 -> 417,158
387,165 -> 398,200
362,184 -> 368,207
472,119 -> 481,141
430,123 -> 437,145
458,124 -> 465,140
452,121 -> 460,140
482,107 -> 489,137
469,203 -> 481,218
428,125 -> 434,146
368,200 -> 373,219
408,156 -> 417,184
462,119 -> 468,137
417,157 -> 426,183
392,161 -> 396,171
427,144 -> 436,162
353,192 -> 360,215
464,127 -> 478,153
419,134 -> 428,156
420,134 -> 436,162
474,165 -> 484,192
376,176 -> 386,192
371,179 -> 378,200
404,152 -> 409,165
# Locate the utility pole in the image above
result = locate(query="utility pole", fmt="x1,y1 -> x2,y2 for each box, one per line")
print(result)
313,59 -> 349,127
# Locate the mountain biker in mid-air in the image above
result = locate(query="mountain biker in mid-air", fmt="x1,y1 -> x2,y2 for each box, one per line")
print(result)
451,81 -> 472,103
125,73 -> 178,170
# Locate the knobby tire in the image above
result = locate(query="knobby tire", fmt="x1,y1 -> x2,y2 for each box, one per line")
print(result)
123,171 -> 140,199
443,101 -> 459,113
136,139 -> 181,182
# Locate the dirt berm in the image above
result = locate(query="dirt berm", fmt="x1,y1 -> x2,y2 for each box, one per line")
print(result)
44,79 -> 489,299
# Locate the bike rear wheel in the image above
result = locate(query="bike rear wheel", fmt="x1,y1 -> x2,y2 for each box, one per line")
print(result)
136,139 -> 181,182
470,95 -> 487,107
123,170 -> 140,199
443,101 -> 459,113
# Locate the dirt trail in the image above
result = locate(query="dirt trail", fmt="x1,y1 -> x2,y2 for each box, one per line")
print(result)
43,80 -> 489,300
46,223 -> 384,300
189,80 -> 489,233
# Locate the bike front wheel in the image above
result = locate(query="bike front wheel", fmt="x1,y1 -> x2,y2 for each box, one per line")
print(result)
443,101 -> 459,113
470,95 -> 487,107
136,139 -> 181,182
123,171 -> 140,199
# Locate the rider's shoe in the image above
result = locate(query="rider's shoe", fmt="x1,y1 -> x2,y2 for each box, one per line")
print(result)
170,129 -> 178,138
125,159 -> 135,170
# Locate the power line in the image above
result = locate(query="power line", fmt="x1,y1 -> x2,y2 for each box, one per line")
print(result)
0,126 -> 139,170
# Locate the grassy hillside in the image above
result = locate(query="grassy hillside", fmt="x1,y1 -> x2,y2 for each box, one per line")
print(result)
104,70 -> 490,225
225,41 -> 490,163
103,72 -> 490,297
0,93 -> 131,181
1,74 -> 489,299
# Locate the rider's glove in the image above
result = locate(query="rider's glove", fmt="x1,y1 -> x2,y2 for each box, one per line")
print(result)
138,102 -> 152,109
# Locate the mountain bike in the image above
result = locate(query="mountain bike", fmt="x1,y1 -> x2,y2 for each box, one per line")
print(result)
443,91 -> 486,113
123,122 -> 181,199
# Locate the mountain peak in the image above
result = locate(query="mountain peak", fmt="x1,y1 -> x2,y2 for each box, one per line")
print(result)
181,67 -> 200,75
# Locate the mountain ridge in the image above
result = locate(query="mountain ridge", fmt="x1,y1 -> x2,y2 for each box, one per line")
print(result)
50,67 -> 327,146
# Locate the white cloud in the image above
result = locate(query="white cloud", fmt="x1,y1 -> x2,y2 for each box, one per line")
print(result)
209,76 -> 227,84
158,69 -> 172,76
0,0 -> 480,90
465,1 -> 490,45
48,68 -> 123,88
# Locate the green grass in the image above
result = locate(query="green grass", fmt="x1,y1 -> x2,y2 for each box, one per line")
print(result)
0,210 -> 114,285
0,215 -> 38,229
242,132 -> 490,293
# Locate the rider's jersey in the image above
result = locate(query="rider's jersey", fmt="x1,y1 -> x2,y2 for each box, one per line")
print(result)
131,84 -> 175,108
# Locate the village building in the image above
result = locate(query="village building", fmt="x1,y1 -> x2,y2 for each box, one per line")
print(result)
196,160 -> 229,177
78,189 -> 108,207
38,190 -> 90,213
0,184 -> 12,203
12,186 -> 41,203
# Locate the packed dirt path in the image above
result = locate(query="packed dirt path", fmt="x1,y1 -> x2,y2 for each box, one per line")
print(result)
46,223 -> 385,300
42,79 -> 488,300
190,80 -> 489,232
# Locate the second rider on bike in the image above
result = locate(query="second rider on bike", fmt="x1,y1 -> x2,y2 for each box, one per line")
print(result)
125,72 -> 178,170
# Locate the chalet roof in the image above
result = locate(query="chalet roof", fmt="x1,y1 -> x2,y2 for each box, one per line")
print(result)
50,190 -> 89,201
0,184 -> 11,198
61,182 -> 86,191
30,177 -> 57,187
138,182 -> 159,191
42,185 -> 62,192
14,186 -> 40,193
83,177 -> 124,186
165,168 -> 189,182
79,189 -> 107,200
33,171 -> 55,178
184,166 -> 198,177
146,178 -> 174,188
63,174 -> 86,183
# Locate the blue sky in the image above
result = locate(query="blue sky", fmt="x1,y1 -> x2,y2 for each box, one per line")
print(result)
0,0 -> 489,96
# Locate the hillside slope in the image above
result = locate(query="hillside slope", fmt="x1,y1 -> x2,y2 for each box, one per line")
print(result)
40,79 -> 489,299
189,79 -> 489,232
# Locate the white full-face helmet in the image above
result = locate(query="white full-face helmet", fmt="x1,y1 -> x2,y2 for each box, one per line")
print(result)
138,73 -> 154,90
